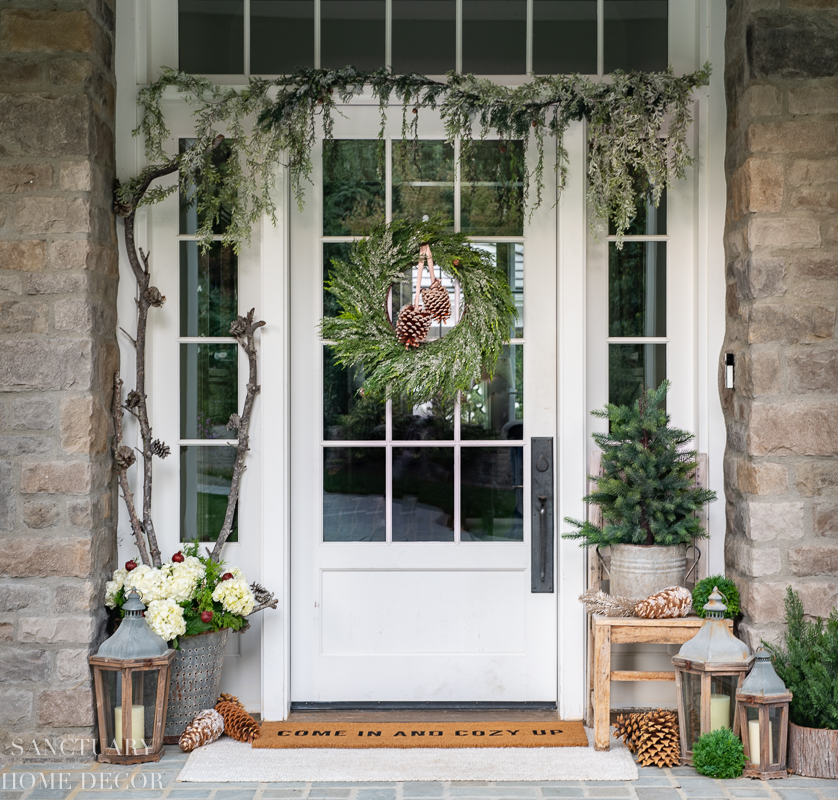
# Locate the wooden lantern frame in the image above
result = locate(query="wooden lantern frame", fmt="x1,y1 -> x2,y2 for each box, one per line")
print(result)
672,656 -> 752,766
736,689 -> 792,780
90,650 -> 176,764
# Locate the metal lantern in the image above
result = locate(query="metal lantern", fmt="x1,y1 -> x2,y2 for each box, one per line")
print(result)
89,591 -> 176,764
672,586 -> 754,765
736,648 -> 792,780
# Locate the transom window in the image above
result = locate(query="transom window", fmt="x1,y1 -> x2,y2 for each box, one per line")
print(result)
322,139 -> 525,543
178,0 -> 667,76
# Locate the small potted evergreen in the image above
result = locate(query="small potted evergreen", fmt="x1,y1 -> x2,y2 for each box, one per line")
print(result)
764,588 -> 838,779
564,381 -> 716,598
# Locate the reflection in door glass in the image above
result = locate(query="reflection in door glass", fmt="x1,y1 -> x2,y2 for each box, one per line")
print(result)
471,243 -> 523,337
392,447 -> 455,541
392,394 -> 455,441
392,0 -> 456,74
180,446 -> 238,542
251,0 -> 315,74
180,344 -> 238,439
392,140 -> 455,226
323,140 -> 385,236
323,242 -> 353,319
461,345 -> 523,441
179,242 -> 238,338
323,448 -> 386,541
461,447 -> 524,541
324,347 -> 386,441
609,188 -> 667,236
461,141 -> 525,236
609,343 -> 666,407
178,0 -> 244,74
180,138 -> 235,236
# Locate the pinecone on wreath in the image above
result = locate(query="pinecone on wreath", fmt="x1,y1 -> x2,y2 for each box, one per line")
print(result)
421,278 -> 451,323
396,303 -> 432,349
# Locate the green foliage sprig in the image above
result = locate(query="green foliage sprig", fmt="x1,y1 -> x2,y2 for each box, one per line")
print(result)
764,587 -> 838,730
123,64 -> 710,251
321,218 -> 516,403
563,380 -> 717,547
692,728 -> 746,779
693,575 -> 740,619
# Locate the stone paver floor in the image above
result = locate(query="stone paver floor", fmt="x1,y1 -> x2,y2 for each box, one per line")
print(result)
2,751 -> 838,800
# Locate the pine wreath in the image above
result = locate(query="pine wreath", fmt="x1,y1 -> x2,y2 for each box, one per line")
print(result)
320,218 -> 517,403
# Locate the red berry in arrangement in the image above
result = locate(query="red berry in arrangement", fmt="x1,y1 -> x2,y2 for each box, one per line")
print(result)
452,258 -> 460,267
221,572 -> 234,581
125,560 -> 137,572
172,552 -> 185,563
201,610 -> 213,623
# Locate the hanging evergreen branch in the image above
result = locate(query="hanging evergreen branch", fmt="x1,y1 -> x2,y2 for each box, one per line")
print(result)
127,64 -> 710,250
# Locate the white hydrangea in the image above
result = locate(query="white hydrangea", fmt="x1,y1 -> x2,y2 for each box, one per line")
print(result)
168,557 -> 206,603
212,577 -> 254,616
104,567 -> 129,609
145,598 -> 186,641
228,566 -> 245,581
124,564 -> 170,603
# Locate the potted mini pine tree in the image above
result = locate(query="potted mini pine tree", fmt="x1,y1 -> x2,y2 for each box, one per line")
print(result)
564,380 -> 716,598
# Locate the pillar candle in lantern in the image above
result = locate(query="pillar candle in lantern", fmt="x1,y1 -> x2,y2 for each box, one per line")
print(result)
748,718 -> 773,766
709,694 -> 730,731
114,704 -> 145,746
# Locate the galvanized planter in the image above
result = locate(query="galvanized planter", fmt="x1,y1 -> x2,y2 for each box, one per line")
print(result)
609,543 -> 687,599
163,628 -> 229,743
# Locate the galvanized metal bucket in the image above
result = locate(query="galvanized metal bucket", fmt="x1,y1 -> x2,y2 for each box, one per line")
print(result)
164,628 -> 229,743
608,543 -> 687,599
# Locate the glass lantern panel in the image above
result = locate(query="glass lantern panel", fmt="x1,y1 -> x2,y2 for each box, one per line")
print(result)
101,669 -> 120,749
132,669 -> 160,747
745,705 -> 760,765
768,706 -> 782,766
681,671 -> 702,748
709,675 -> 738,731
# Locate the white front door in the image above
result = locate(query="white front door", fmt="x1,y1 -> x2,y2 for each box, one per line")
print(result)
290,106 -> 560,702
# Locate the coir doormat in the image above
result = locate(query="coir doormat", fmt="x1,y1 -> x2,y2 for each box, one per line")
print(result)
253,720 -> 588,749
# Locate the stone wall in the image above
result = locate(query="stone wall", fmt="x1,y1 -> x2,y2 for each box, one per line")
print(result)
723,0 -> 838,648
0,1 -> 118,760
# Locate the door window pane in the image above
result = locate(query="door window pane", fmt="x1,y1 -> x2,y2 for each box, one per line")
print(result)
180,344 -> 238,439
251,0 -> 314,73
392,0 -> 456,74
463,0 -> 526,74
472,242 -> 523,337
392,447 -> 455,541
609,343 -> 666,407
180,446 -> 238,542
321,0 -> 385,70
323,141 -> 385,236
324,448 -> 386,541
392,141 -> 455,226
461,141 -> 525,236
461,446 -> 524,541
323,242 -> 353,318
324,347 -> 387,440
392,394 -> 455,440
608,242 -> 666,338
178,0 -> 244,74
604,0 -> 668,73
461,345 -> 523,441
533,0 -> 597,74
179,242 -> 238,338
609,188 -> 667,236
180,138 -> 235,236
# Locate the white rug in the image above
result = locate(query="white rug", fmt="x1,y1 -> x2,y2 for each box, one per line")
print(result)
177,729 -> 638,782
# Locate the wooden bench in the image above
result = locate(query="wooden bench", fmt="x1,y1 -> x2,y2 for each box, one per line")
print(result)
592,614 -> 734,751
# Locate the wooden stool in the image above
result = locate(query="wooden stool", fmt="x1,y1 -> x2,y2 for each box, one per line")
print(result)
592,614 -> 734,751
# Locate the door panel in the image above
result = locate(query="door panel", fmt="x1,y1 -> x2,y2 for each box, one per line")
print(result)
291,106 -> 558,702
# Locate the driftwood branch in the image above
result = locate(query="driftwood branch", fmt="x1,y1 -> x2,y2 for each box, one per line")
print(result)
210,308 -> 266,562
112,374 -> 151,566
112,136 -> 227,569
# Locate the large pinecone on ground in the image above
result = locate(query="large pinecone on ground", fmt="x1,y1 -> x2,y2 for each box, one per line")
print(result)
396,303 -> 431,349
215,694 -> 260,744
179,708 -> 224,752
421,278 -> 451,323
614,709 -> 680,768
